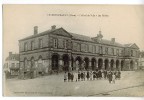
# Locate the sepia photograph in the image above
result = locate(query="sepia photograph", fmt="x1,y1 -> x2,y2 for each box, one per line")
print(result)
3,4 -> 144,96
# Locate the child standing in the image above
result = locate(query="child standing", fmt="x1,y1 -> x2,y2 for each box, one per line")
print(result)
112,73 -> 116,84
64,72 -> 67,82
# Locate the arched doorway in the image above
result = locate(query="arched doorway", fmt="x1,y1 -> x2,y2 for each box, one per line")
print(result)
84,57 -> 89,70
52,54 -> 59,71
116,60 -> 119,70
98,58 -> 103,70
38,56 -> 43,72
130,60 -> 134,70
110,59 -> 114,71
91,58 -> 96,70
104,59 -> 109,70
62,54 -> 70,71
121,60 -> 125,71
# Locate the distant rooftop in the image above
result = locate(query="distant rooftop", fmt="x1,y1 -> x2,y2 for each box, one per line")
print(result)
6,52 -> 19,61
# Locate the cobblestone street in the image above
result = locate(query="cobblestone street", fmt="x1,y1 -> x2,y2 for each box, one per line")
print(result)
4,71 -> 144,96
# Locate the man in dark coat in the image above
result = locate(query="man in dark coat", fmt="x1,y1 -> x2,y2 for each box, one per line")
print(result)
108,71 -> 112,83
86,71 -> 90,80
103,70 -> 107,79
118,70 -> 121,79
93,71 -> 96,80
81,71 -> 84,81
96,70 -> 99,80
68,72 -> 71,82
71,72 -> 74,82
83,71 -> 86,81
78,71 -> 81,81
98,70 -> 102,79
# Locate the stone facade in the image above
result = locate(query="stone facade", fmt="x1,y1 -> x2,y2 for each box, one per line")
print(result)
19,25 -> 140,78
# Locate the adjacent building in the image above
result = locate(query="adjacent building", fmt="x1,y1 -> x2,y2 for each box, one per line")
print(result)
4,52 -> 20,76
19,25 -> 140,78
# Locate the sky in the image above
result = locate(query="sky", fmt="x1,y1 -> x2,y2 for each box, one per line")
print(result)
3,4 -> 144,61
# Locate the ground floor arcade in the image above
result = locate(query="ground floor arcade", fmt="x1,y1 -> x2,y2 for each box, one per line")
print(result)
19,51 -> 139,78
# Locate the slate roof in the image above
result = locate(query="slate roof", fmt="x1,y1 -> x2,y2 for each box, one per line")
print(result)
6,54 -> 19,61
19,27 -> 135,48
69,32 -> 93,42
124,43 -> 133,47
69,32 -> 123,47
19,28 -> 62,41
100,39 -> 123,47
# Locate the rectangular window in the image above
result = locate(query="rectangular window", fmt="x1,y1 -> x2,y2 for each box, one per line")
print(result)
111,48 -> 114,55
11,63 -> 15,68
77,43 -> 80,51
63,40 -> 67,49
105,47 -> 108,54
54,39 -> 58,48
131,50 -> 133,56
31,41 -> 35,50
39,39 -> 43,48
16,63 -> 19,68
116,49 -> 119,56
92,45 -> 95,53
85,44 -> 88,52
24,42 -> 28,51
99,46 -> 103,54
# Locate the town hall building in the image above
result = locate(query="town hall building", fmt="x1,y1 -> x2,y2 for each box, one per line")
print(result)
19,25 -> 140,78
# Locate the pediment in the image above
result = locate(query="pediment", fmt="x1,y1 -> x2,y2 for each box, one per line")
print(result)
130,43 -> 139,49
51,28 -> 72,38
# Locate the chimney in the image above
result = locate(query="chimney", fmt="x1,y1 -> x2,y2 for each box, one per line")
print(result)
9,52 -> 12,57
51,25 -> 56,30
111,38 -> 115,44
34,26 -> 38,35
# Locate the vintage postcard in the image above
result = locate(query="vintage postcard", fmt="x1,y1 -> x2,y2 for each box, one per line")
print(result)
3,4 -> 144,96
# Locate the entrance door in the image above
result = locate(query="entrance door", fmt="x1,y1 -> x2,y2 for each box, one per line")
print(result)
63,54 -> 69,71
52,55 -> 59,71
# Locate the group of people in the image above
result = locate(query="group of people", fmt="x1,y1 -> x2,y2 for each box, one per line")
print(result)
64,69 -> 121,84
